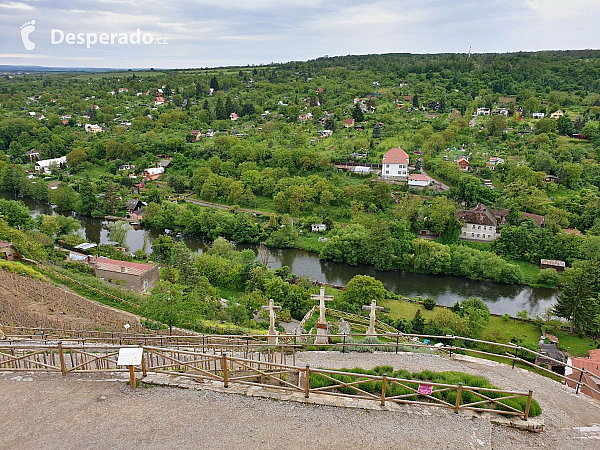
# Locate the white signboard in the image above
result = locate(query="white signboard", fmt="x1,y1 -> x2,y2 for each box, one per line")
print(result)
117,347 -> 143,366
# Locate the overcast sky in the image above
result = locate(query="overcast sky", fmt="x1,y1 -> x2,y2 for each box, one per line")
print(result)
0,0 -> 599,68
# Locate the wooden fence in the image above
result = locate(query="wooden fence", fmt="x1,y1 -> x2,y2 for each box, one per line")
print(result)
3,326 -> 599,401
0,343 -> 536,420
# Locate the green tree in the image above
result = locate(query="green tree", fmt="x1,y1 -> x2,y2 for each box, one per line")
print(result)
107,220 -> 133,249
76,179 -> 96,216
352,103 -> 364,122
338,275 -> 386,314
411,308 -> 425,333
554,266 -> 600,333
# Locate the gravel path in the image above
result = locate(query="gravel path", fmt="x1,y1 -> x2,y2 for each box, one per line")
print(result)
295,351 -> 600,448
1,351 -> 599,449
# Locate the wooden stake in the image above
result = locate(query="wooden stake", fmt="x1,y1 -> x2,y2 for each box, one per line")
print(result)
524,390 -> 533,420
129,365 -> 136,388
381,374 -> 387,406
305,365 -> 310,398
454,383 -> 462,413
222,353 -> 228,388
58,342 -> 66,376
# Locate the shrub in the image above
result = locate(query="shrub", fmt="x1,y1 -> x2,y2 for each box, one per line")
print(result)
423,298 -> 436,310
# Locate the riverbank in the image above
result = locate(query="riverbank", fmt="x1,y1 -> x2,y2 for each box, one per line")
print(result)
1,192 -> 560,317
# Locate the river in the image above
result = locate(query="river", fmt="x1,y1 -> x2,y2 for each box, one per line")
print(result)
2,192 -> 559,317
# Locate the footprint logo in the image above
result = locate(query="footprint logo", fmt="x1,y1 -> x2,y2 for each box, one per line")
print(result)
20,20 -> 36,51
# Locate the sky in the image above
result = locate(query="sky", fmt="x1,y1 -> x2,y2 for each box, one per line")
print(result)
0,0 -> 599,69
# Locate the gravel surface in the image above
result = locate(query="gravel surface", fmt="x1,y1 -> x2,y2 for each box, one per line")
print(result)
1,351 -> 599,449
295,351 -> 600,448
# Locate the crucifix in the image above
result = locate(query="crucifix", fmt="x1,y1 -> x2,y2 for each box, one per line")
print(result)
362,299 -> 384,336
310,287 -> 334,325
262,298 -> 281,345
310,287 -> 334,344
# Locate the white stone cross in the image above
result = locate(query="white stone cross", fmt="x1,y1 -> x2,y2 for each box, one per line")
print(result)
262,298 -> 282,339
310,287 -> 334,324
362,299 -> 384,336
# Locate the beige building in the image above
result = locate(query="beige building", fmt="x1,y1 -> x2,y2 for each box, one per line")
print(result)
458,204 -> 498,242
93,257 -> 159,292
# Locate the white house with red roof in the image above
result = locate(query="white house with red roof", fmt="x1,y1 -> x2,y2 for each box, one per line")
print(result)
382,147 -> 409,179
408,173 -> 431,187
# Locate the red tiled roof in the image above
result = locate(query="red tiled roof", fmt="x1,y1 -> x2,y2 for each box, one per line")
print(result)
382,148 -> 409,165
458,204 -> 496,226
345,118 -> 354,125
94,257 -> 155,276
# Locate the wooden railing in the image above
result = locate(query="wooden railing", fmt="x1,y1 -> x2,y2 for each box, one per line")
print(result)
0,343 -> 537,420
3,327 -> 599,401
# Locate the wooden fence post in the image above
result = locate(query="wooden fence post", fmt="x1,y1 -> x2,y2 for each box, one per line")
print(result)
305,365 -> 310,398
381,374 -> 387,406
512,347 -> 518,369
140,344 -> 147,377
58,342 -> 66,376
524,390 -> 533,420
454,383 -> 462,413
129,365 -> 136,388
395,333 -> 399,354
222,353 -> 228,388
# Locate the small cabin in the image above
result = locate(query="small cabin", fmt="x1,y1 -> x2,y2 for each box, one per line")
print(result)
540,259 -> 565,272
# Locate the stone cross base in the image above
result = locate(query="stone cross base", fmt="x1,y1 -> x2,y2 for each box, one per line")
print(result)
267,331 -> 279,346
315,323 -> 329,345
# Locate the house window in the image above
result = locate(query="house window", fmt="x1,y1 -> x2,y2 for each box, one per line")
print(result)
488,235 -> 491,239
385,170 -> 389,174
471,233 -> 474,237
477,234 -> 480,238
478,226 -> 481,230
472,225 -> 475,229
386,164 -> 390,168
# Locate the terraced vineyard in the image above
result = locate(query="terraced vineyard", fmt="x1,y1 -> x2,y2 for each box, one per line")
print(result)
0,268 -> 144,333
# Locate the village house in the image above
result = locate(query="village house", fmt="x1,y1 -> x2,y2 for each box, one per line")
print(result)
158,159 -> 172,169
475,107 -> 490,116
381,147 -> 409,179
494,108 -> 509,117
0,241 -> 15,261
540,259 -> 566,273
544,174 -> 558,183
535,343 -> 565,375
118,88 -> 128,93
566,349 -> 600,400
84,124 -> 102,134
550,109 -> 564,119
143,167 -> 164,181
230,112 -> 239,121
458,204 -> 498,242
35,156 -> 67,174
532,112 -> 545,119
486,156 -> 505,169
25,149 -> 40,161
457,156 -> 470,171
126,199 -> 146,221
92,257 -> 159,292
155,96 -> 165,106
407,173 -> 431,188
311,224 -> 327,232
344,118 -> 355,128
492,208 -> 545,227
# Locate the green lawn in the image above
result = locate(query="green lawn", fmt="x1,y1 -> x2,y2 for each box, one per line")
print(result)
554,330 -> 598,357
382,299 -> 542,348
